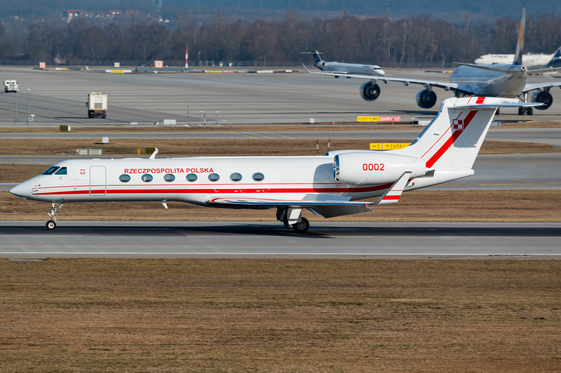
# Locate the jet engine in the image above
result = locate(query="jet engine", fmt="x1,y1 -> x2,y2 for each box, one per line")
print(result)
416,89 -> 437,108
531,91 -> 553,110
360,81 -> 381,101
333,152 -> 427,186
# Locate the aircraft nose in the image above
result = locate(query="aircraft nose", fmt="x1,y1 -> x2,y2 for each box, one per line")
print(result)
10,181 -> 32,199
378,69 -> 385,76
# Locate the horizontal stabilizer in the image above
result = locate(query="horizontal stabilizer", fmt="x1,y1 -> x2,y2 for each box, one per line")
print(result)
527,66 -> 561,74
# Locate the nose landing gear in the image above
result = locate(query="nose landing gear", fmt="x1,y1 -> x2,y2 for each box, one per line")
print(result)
46,202 -> 64,230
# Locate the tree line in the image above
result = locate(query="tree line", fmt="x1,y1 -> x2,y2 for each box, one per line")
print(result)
0,10 -> 560,67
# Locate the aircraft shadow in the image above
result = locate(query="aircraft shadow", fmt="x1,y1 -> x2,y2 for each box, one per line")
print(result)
1,224 -> 560,239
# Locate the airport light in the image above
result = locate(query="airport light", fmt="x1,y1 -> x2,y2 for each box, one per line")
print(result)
187,105 -> 190,126
15,90 -> 18,124
215,111 -> 219,125
27,89 -> 30,125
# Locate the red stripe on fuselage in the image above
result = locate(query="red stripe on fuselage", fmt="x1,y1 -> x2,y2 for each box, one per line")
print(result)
32,183 -> 395,197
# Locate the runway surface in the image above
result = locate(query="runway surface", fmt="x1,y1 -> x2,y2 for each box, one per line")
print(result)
1,221 -> 559,258
1,66 -> 560,124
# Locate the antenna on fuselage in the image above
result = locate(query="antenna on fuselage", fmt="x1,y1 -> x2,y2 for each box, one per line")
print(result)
149,148 -> 159,160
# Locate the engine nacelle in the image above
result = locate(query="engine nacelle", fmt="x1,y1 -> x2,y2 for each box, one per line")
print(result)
360,81 -> 381,101
531,91 -> 553,110
333,152 -> 427,186
416,89 -> 437,108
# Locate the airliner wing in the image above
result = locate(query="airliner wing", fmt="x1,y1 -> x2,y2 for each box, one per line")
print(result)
302,63 -> 459,91
523,81 -> 561,92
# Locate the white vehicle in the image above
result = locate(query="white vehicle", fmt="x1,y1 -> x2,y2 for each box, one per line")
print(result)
301,50 -> 385,77
4,80 -> 18,92
86,92 -> 107,118
10,97 -> 538,231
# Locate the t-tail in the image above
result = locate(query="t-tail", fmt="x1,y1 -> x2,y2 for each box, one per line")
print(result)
513,8 -> 526,65
391,97 -> 539,188
300,50 -> 324,68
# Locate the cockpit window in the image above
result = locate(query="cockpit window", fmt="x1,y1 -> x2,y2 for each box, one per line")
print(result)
42,166 -> 60,175
55,167 -> 67,175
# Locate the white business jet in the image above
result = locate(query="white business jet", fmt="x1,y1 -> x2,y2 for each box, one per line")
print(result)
10,97 -> 537,232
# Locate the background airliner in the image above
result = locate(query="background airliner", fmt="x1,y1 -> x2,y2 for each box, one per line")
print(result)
475,46 -> 561,69
304,9 -> 561,115
300,50 -> 385,76
10,97 -> 538,232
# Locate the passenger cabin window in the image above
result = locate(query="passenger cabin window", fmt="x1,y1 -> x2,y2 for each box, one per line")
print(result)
42,166 -> 60,175
186,173 -> 198,182
208,173 -> 220,182
164,174 -> 175,182
230,173 -> 242,182
253,172 -> 264,181
141,174 -> 153,182
119,174 -> 131,183
55,167 -> 67,175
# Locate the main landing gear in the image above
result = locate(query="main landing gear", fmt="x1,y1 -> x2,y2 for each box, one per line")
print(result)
277,208 -> 310,233
291,218 -> 310,233
46,202 -> 64,230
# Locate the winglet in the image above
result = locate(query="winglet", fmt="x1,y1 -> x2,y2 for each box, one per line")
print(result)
149,148 -> 159,160
374,171 -> 412,205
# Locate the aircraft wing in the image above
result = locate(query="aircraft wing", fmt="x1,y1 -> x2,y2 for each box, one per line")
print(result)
206,195 -> 373,218
302,63 -> 460,92
523,81 -> 561,93
206,172 -> 412,218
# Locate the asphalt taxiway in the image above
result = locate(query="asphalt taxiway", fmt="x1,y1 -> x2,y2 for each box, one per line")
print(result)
1,221 -> 560,259
1,66 -> 560,124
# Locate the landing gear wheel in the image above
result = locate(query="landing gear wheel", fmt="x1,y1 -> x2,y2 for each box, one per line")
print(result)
292,217 -> 310,233
518,107 -> 524,115
496,108 -> 500,115
46,220 -> 56,230
527,107 -> 533,115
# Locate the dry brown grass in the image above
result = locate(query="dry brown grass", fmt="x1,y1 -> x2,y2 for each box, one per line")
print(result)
0,138 -> 559,158
3,189 -> 561,222
1,258 -> 560,372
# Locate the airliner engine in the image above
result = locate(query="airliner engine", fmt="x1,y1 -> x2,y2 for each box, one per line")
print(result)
333,152 -> 427,185
416,89 -> 437,108
531,91 -> 553,110
360,81 -> 381,101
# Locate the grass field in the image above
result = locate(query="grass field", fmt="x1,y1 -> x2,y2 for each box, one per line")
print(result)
1,259 -> 560,372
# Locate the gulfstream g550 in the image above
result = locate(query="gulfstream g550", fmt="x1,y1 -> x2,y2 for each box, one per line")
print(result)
10,97 -> 537,232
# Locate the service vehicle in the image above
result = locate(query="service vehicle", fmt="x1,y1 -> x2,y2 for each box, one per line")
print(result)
4,80 -> 18,92
86,92 -> 107,118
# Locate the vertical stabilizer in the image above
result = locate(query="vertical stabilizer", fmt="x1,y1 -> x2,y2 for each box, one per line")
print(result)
393,97 -> 516,170
513,8 -> 526,65
311,50 -> 323,65
547,46 -> 561,67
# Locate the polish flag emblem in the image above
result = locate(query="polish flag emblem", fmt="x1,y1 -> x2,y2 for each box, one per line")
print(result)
452,119 -> 464,131
80,169 -> 85,175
